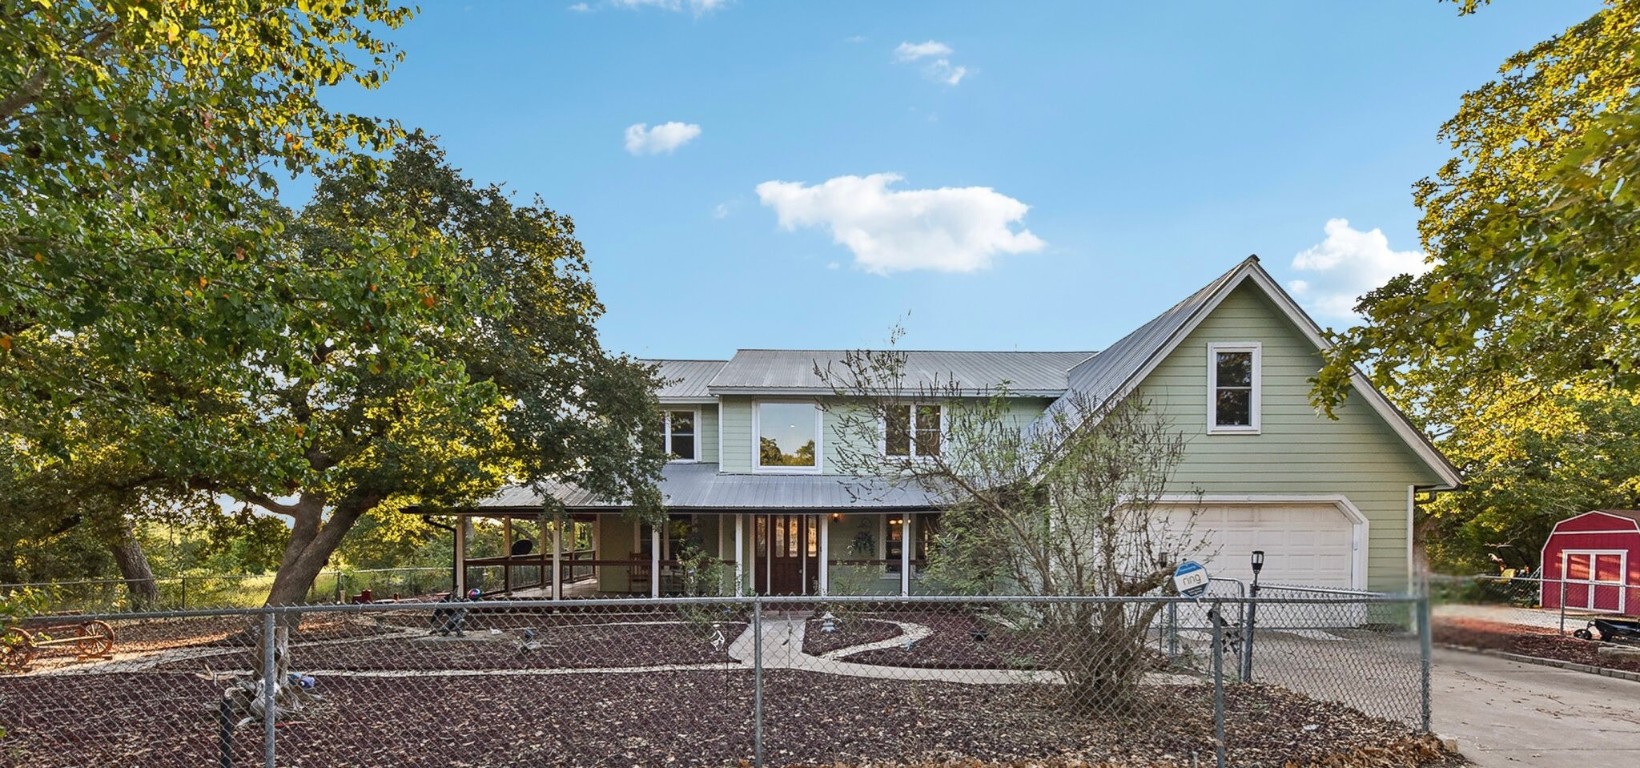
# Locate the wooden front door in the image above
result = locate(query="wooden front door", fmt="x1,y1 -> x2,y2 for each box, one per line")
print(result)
756,514 -> 819,595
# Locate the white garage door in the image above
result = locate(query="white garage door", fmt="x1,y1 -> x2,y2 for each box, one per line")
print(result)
1173,502 -> 1360,590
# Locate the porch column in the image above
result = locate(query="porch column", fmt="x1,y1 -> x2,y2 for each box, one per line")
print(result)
734,514 -> 745,593
503,517 -> 513,595
454,519 -> 467,596
650,525 -> 661,598
818,514 -> 830,596
900,514 -> 912,597
551,516 -> 563,601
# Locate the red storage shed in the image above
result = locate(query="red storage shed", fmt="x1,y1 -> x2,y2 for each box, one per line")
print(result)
1540,510 -> 1640,614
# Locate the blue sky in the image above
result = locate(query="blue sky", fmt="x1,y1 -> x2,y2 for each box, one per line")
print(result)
311,0 -> 1600,359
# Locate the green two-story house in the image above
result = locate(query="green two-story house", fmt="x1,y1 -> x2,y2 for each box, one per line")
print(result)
439,257 -> 1458,598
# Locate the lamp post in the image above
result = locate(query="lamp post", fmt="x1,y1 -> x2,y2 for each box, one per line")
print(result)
1242,550 -> 1264,681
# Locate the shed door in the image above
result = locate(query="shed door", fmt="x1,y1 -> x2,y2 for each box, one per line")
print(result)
1564,551 -> 1626,613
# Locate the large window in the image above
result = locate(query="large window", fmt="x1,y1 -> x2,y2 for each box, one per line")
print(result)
662,410 -> 697,461
885,404 -> 942,458
1207,342 -> 1260,433
755,402 -> 821,471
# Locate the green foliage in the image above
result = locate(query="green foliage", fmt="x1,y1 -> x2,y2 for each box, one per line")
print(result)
1416,376 -> 1640,571
1306,1 -> 1640,572
1316,1 -> 1640,412
1,0 -> 665,604
758,437 -> 816,467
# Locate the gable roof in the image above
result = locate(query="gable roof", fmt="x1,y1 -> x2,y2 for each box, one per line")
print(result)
1035,256 -> 1461,490
707,349 -> 1095,397
644,359 -> 728,402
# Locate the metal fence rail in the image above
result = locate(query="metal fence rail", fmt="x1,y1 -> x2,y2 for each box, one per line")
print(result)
0,593 -> 1435,768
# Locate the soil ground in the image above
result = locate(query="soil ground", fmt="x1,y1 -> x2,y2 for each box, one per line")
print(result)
0,609 -> 1465,767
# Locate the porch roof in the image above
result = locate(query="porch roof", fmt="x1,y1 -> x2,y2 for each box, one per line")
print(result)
456,463 -> 942,515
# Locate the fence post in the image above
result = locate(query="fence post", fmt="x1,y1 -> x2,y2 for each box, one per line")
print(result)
1167,601 -> 1178,660
1418,590 -> 1432,733
752,596 -> 764,768
1211,599 -> 1226,768
1558,577 -> 1567,635
1240,591 -> 1257,682
261,609 -> 277,768
180,576 -> 188,611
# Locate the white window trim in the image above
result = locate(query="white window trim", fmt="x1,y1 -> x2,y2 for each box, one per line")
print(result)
662,408 -> 701,463
1559,549 -> 1628,614
1206,342 -> 1261,435
751,400 -> 824,474
881,403 -> 945,460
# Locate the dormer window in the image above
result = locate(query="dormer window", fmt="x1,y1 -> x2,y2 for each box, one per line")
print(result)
1207,342 -> 1260,434
663,410 -> 698,461
885,404 -> 942,458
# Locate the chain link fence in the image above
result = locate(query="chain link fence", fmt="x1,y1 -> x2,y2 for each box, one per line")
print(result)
1429,573 -> 1640,676
0,568 -> 455,614
0,593 -> 1443,767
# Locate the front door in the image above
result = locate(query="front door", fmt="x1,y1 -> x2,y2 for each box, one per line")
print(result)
755,514 -> 818,594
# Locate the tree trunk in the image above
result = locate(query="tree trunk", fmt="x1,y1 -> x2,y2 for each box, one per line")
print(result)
109,520 -> 161,609
261,494 -> 378,612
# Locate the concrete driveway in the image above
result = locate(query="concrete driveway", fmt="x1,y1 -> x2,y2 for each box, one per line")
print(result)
1433,647 -> 1640,767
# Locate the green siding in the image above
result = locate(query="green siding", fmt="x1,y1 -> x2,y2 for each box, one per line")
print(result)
719,396 -> 753,472
1137,284 -> 1442,590
698,404 -> 719,464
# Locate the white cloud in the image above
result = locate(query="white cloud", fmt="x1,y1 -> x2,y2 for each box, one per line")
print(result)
893,40 -> 967,86
712,201 -> 734,219
567,2 -> 590,10
894,41 -> 952,61
623,122 -> 701,155
1289,218 -> 1433,320
610,0 -> 725,13
844,35 -> 866,44
755,173 -> 1045,275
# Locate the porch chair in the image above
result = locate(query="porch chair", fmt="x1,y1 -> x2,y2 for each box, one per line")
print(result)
627,552 -> 651,594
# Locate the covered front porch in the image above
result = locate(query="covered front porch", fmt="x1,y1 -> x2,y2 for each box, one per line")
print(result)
436,509 -> 941,598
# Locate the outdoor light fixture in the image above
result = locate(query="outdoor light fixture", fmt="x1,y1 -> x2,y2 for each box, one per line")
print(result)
1251,550 -> 1265,575
820,612 -> 837,633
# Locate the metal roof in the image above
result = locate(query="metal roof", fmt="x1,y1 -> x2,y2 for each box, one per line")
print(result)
642,359 -> 728,402
707,349 -> 1095,396
470,463 -> 940,513
1039,259 -> 1246,425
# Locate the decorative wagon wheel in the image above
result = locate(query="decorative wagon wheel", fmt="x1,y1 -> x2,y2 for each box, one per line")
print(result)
74,620 -> 116,658
1,627 -> 36,674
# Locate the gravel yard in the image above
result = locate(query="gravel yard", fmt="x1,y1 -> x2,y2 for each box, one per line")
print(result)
0,608 -> 1466,767
0,668 -> 1459,767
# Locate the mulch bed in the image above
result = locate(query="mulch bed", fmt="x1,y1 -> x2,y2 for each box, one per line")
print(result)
843,610 -> 1050,669
1433,617 -> 1640,674
802,616 -> 904,656
0,668 -> 1462,767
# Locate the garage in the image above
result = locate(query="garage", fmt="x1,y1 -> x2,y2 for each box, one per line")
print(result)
1166,497 -> 1364,591
1540,510 -> 1640,614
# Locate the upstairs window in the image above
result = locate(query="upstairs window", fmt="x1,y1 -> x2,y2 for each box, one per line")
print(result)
663,410 -> 697,461
885,404 -> 942,458
755,401 -> 821,471
1207,343 -> 1260,434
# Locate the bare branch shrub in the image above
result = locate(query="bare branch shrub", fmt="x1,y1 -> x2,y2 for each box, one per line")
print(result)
818,344 -> 1204,712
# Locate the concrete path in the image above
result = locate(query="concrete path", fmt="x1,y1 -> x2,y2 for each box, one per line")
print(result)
724,612 -> 1197,686
1432,646 -> 1640,767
